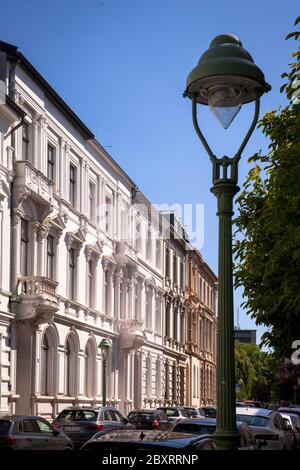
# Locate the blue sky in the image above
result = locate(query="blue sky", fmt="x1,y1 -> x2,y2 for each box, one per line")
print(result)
2,0 -> 299,345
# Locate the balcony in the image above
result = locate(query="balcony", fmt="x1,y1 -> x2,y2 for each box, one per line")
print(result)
115,241 -> 137,266
15,276 -> 58,323
118,318 -> 145,350
13,161 -> 53,208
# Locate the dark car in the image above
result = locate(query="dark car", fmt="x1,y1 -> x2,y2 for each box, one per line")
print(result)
198,407 -> 216,418
53,406 -> 133,449
81,429 -> 216,452
156,406 -> 189,423
127,409 -> 171,430
171,418 -> 260,450
0,415 -> 72,450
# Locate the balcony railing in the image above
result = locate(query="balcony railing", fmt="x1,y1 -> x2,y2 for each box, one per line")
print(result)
118,318 -> 145,350
115,241 -> 137,264
14,161 -> 53,205
15,276 -> 58,323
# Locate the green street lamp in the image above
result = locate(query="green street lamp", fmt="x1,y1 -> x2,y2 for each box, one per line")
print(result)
99,338 -> 111,407
184,34 -> 270,450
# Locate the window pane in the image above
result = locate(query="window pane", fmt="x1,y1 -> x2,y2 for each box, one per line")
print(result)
22,123 -> 29,160
47,145 -> 55,181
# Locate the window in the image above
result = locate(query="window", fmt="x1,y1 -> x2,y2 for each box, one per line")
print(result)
69,164 -> 77,206
146,290 -> 152,329
173,254 -> 177,285
88,181 -> 96,222
166,302 -> 170,337
22,122 -> 29,160
69,248 -> 76,300
36,419 -> 53,433
65,335 -> 77,396
135,221 -> 141,251
104,270 -> 110,315
47,144 -> 55,181
46,235 -> 55,279
41,334 -> 49,395
20,219 -> 29,276
155,296 -> 161,334
155,239 -> 161,268
85,340 -> 95,398
146,229 -> 152,261
165,248 -> 170,278
87,259 -> 95,308
180,262 -> 184,289
105,196 -> 112,235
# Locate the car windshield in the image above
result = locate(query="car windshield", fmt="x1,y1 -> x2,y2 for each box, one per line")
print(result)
184,409 -> 198,417
128,412 -> 154,421
0,420 -> 11,434
163,409 -> 180,417
236,414 -> 269,427
57,410 -> 98,422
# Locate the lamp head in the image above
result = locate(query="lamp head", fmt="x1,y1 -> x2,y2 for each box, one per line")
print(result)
184,34 -> 271,128
99,338 -> 111,359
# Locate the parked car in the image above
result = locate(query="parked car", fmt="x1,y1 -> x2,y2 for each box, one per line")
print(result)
182,406 -> 202,418
156,406 -> 189,423
243,400 -> 262,408
279,413 -> 300,449
171,418 -> 260,450
236,407 -> 294,450
236,402 -> 246,407
52,406 -> 133,449
81,429 -> 216,452
127,409 -> 170,430
0,415 -> 73,450
278,406 -> 300,418
198,406 -> 216,418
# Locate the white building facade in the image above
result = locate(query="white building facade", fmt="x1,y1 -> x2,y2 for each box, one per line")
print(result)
0,41 -> 164,418
0,40 -> 217,419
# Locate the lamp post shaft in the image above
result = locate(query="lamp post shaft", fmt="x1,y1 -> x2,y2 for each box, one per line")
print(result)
102,359 -> 107,407
212,182 -> 239,450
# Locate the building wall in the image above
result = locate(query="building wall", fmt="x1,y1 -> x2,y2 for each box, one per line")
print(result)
0,44 -> 217,418
185,249 -> 217,406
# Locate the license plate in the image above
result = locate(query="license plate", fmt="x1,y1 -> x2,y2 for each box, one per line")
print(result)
64,426 -> 80,432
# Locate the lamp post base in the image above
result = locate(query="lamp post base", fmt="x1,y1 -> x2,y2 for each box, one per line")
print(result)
213,430 -> 240,450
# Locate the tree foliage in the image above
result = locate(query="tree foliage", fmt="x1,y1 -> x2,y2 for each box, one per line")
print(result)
234,17 -> 300,357
235,341 -> 272,399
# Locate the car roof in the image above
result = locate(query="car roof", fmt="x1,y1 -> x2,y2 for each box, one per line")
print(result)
278,407 -> 300,413
0,415 -> 49,421
175,418 -> 216,425
236,407 -> 273,417
128,409 -> 160,413
58,406 -> 115,411
174,418 -> 246,429
86,430 -> 212,447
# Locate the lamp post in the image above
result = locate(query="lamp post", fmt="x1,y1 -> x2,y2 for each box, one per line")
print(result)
99,338 -> 111,407
184,34 -> 270,449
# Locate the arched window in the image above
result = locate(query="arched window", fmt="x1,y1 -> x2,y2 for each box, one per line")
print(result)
85,340 -> 96,398
65,334 -> 78,397
41,333 -> 49,395
41,327 -> 57,396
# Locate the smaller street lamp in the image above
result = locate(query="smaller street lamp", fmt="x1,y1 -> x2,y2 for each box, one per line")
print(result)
99,338 -> 111,407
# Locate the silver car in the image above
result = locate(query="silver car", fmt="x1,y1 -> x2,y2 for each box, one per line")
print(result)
0,415 -> 72,450
53,406 -> 133,449
236,407 -> 294,450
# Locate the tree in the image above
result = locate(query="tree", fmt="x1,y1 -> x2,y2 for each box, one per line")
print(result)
234,17 -> 300,358
235,341 -> 273,400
